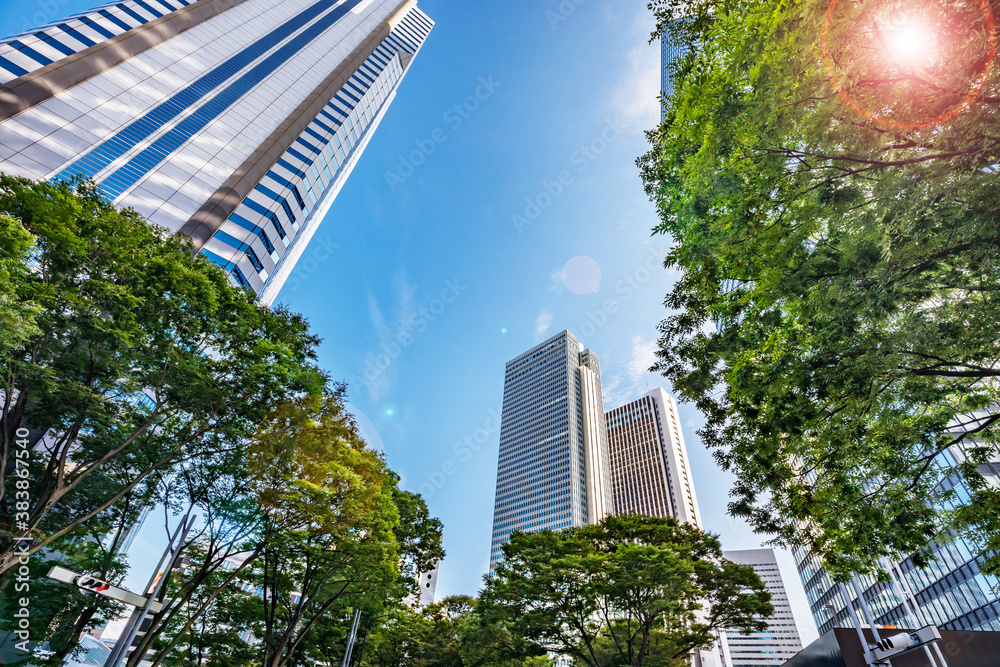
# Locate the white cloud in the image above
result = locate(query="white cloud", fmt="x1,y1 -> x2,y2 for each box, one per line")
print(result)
610,13 -> 661,132
367,290 -> 391,342
361,270 -> 421,402
549,269 -> 566,293
601,372 -> 630,410
535,309 -> 554,341
627,335 -> 658,383
602,336 -> 661,409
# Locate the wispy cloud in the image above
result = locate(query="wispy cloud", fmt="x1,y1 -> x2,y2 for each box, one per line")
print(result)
535,309 -> 553,341
367,290 -> 391,342
627,334 -> 658,384
603,336 -> 660,409
610,12 -> 660,132
362,271 -> 420,401
601,372 -> 629,410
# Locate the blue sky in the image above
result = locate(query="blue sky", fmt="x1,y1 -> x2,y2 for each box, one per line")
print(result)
2,0 -> 817,643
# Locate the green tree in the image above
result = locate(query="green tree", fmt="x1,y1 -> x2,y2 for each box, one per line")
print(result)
0,174 -> 328,575
478,515 -> 771,667
128,392 -> 442,667
0,212 -> 39,355
357,595 -> 547,667
639,0 -> 1000,579
357,604 -> 434,667
126,449 -> 268,667
246,395 -> 444,667
147,550 -> 263,667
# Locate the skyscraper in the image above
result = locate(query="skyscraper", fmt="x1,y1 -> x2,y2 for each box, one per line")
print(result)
660,26 -> 687,111
796,516 -> 1000,636
489,330 -> 613,571
718,549 -> 803,667
605,387 -> 701,527
795,423 -> 1000,636
0,0 -> 432,303
417,562 -> 439,607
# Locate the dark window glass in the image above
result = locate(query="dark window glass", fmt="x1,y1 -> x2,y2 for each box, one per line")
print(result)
9,41 -> 52,66
35,32 -> 75,56
0,55 -> 27,76
57,0 -> 364,194
79,17 -> 115,39
98,10 -> 132,32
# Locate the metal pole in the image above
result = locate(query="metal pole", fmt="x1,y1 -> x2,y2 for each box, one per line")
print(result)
103,519 -> 182,667
104,512 -> 196,667
839,582 -> 878,666
341,609 -> 362,667
882,559 -> 941,667
892,562 -> 949,667
851,575 -> 882,642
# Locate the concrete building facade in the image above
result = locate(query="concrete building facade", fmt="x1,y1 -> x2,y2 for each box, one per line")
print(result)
605,387 -> 701,527
718,549 -> 803,667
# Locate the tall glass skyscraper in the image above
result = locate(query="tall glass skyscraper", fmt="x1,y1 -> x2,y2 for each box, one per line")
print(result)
489,330 -> 613,571
795,429 -> 1000,636
0,0 -> 432,303
605,387 -> 701,527
796,509 -> 1000,636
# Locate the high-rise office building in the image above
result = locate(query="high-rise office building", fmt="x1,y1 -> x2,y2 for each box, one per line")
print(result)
660,27 -> 687,110
606,388 -> 718,667
605,387 -> 701,527
0,0 -> 432,303
489,330 -> 613,571
417,561 -> 439,607
717,549 -> 803,667
796,421 -> 1000,637
796,511 -> 1000,637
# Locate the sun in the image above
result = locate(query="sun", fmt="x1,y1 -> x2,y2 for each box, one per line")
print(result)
822,0 -> 997,129
883,15 -> 936,66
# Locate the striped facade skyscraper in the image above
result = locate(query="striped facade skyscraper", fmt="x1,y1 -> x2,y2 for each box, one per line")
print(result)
718,549 -> 803,667
0,0 -> 432,303
605,387 -> 701,527
489,330 -> 613,572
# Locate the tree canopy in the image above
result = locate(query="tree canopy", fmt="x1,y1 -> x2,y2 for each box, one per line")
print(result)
134,393 -> 445,667
479,515 -> 772,667
0,174 -> 328,573
640,0 -> 1000,579
0,175 -> 447,665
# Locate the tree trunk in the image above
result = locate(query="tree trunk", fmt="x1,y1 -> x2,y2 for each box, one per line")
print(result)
48,604 -> 98,663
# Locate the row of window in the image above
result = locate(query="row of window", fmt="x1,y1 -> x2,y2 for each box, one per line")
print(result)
496,455 -> 573,492
494,481 -> 572,514
0,0 -> 202,82
494,468 -> 572,505
504,338 -> 568,373
94,0 -> 373,200
207,8 -> 432,294
497,435 -> 569,478
492,501 -> 572,536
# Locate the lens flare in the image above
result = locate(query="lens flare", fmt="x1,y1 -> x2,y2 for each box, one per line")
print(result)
884,16 -> 935,64
821,0 -> 996,129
